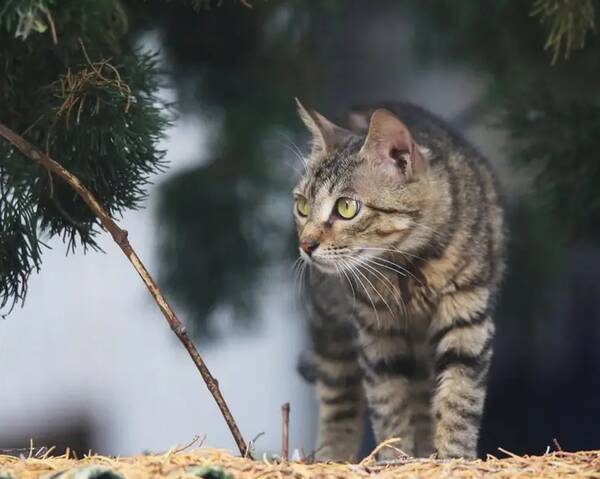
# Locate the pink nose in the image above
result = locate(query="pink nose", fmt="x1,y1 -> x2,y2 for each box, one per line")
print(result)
300,239 -> 319,256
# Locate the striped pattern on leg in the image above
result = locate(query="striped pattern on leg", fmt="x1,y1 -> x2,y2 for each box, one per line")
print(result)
430,289 -> 494,459
410,347 -> 434,457
314,352 -> 364,461
358,329 -> 415,458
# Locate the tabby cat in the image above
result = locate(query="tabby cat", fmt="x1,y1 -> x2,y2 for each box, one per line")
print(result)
293,100 -> 506,461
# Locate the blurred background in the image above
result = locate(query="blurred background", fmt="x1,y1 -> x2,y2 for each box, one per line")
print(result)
1,0 -> 600,459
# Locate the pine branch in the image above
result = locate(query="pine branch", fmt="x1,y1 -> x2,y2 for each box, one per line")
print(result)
531,0 -> 596,63
0,122 -> 251,459
0,162 -> 42,314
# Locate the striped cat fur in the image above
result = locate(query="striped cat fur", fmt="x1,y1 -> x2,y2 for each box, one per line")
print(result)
293,100 -> 506,461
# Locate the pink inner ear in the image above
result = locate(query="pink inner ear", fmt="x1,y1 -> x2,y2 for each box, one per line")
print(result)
360,109 -> 418,177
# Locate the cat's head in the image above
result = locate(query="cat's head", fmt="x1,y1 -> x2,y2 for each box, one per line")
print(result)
293,100 -> 435,274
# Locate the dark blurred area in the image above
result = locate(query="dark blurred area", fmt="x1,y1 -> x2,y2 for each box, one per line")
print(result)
0,412 -> 96,458
3,0 -> 600,457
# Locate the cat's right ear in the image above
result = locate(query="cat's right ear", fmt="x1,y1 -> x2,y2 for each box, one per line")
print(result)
295,98 -> 353,155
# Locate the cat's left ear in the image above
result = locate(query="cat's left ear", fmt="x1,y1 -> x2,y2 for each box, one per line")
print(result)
295,98 -> 354,155
359,109 -> 427,180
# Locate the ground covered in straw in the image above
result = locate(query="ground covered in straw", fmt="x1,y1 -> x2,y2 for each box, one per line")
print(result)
1,447 -> 600,479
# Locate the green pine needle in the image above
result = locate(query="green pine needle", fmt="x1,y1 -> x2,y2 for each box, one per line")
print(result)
531,0 -> 596,63
0,1 -> 172,315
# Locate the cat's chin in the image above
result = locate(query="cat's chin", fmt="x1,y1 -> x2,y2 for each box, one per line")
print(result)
310,260 -> 338,275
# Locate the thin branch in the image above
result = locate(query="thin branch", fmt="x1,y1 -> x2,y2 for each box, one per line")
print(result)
281,402 -> 290,462
0,122 -> 251,459
173,434 -> 205,454
553,438 -> 564,452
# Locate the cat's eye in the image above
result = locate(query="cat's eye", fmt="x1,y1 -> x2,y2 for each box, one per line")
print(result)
296,196 -> 310,217
336,197 -> 360,219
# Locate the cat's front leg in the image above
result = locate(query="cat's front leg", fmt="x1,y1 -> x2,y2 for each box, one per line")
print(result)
314,353 -> 365,462
358,326 -> 415,458
429,290 -> 495,459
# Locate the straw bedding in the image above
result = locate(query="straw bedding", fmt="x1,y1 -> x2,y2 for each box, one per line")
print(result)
1,446 -> 599,479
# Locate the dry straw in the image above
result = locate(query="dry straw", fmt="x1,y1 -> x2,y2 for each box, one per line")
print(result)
2,446 -> 600,479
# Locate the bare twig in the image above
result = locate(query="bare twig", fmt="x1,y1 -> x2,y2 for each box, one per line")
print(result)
281,402 -> 290,461
360,438 -> 404,465
554,438 -> 564,452
173,435 -> 204,454
0,122 -> 251,459
498,447 -> 521,458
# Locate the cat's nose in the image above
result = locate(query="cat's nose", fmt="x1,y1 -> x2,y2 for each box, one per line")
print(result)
300,239 -> 319,256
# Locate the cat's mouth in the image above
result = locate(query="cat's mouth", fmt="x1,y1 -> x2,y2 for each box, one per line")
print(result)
299,250 -> 339,274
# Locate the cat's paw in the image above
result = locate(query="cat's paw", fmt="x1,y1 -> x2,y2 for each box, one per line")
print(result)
434,447 -> 477,460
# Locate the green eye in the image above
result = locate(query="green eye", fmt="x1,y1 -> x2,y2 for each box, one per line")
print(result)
336,197 -> 360,219
296,196 -> 310,217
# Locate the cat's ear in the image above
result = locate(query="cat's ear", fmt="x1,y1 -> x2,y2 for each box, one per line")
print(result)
359,108 -> 426,179
295,98 -> 354,155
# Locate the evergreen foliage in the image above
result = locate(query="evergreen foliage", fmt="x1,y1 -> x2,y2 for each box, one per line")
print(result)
0,0 -> 169,313
532,0 -> 595,63
410,0 -> 600,239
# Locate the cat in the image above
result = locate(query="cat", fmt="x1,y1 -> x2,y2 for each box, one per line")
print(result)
293,99 -> 506,461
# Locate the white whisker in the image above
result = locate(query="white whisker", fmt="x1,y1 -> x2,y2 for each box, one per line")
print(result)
346,256 -> 398,319
350,247 -> 424,286
358,257 -> 409,317
293,257 -> 309,307
345,257 -> 392,323
344,258 -> 380,327
299,261 -> 308,300
291,256 -> 303,274
362,255 -> 408,277
337,259 -> 357,311
369,255 -> 423,287
275,134 -> 309,171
